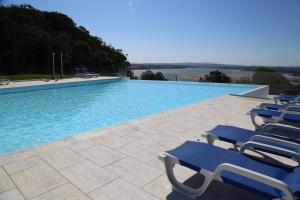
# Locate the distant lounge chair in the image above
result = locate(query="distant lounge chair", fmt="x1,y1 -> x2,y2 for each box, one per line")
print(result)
250,108 -> 300,129
259,103 -> 300,113
202,124 -> 300,159
74,67 -> 99,78
274,94 -> 300,105
0,76 -> 9,85
159,141 -> 300,200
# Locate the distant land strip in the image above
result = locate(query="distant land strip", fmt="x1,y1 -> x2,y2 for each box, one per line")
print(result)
131,63 -> 300,76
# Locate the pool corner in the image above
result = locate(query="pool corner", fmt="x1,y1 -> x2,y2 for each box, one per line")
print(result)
239,85 -> 269,98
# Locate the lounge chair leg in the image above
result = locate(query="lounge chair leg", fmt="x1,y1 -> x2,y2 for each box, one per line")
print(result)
202,132 -> 217,145
159,153 -> 212,199
234,144 -> 239,151
207,134 -> 215,145
250,112 -> 264,130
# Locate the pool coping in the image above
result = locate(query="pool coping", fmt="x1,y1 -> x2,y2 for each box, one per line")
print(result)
0,76 -> 121,94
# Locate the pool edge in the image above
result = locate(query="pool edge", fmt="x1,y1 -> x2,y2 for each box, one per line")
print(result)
236,85 -> 269,98
0,77 -> 122,94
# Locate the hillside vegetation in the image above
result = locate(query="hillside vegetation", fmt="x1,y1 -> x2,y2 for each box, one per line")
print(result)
0,4 -> 129,75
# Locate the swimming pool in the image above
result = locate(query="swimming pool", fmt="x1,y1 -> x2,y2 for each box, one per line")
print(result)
0,79 -> 258,153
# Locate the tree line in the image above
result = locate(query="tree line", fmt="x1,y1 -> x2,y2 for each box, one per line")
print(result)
0,4 -> 130,75
199,68 -> 295,94
133,68 -> 297,94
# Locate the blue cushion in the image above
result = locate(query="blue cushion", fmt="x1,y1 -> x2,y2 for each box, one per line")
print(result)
207,125 -> 259,143
260,103 -> 287,111
260,103 -> 300,112
283,114 -> 300,123
250,108 -> 281,118
278,95 -> 297,101
251,108 -> 300,123
166,141 -> 300,199
207,125 -> 300,152
287,107 -> 300,112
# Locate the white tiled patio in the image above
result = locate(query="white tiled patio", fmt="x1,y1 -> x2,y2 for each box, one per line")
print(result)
0,95 -> 274,200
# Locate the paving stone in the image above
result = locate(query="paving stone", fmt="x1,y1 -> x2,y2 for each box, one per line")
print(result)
94,134 -> 132,149
126,133 -> 162,146
10,164 -> 67,199
110,127 -> 142,138
40,148 -> 86,170
4,156 -> 44,174
68,139 -> 98,152
71,130 -> 108,141
118,142 -> 156,163
0,167 -> 15,193
33,139 -> 75,154
78,145 -> 126,167
32,183 -> 91,200
142,174 -> 174,199
60,161 -> 117,194
89,178 -> 158,200
0,188 -> 25,200
0,149 -> 37,166
105,157 -> 163,188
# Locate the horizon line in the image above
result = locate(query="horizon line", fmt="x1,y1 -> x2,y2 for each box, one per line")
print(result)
130,62 -> 300,68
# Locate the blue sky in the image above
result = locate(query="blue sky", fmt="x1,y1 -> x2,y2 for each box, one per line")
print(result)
2,0 -> 300,66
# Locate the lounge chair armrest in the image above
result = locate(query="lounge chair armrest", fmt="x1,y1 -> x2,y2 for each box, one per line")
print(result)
250,111 -> 261,129
250,135 -> 300,150
263,123 -> 300,139
240,141 -> 300,162
214,163 -> 294,200
287,105 -> 300,109
263,123 -> 300,133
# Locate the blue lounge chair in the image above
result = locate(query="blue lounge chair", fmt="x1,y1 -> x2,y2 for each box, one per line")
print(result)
159,141 -> 300,199
202,124 -> 300,158
81,68 -> 99,78
259,103 -> 300,113
74,68 -> 83,77
74,67 -> 99,78
250,108 -> 300,129
274,94 -> 300,105
0,76 -> 9,85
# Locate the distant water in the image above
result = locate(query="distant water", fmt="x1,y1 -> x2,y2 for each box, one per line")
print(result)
133,68 -> 253,81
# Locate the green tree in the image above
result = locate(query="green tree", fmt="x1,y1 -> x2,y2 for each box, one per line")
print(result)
252,67 -> 292,94
154,72 -> 166,80
201,70 -> 231,83
0,5 -> 130,76
140,70 -> 156,80
140,70 -> 166,80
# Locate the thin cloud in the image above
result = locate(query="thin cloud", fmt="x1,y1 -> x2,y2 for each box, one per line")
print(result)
128,1 -> 136,15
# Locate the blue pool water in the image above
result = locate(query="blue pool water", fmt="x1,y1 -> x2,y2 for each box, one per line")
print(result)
0,79 -> 257,153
